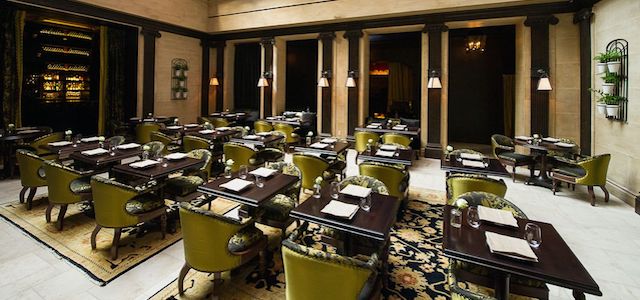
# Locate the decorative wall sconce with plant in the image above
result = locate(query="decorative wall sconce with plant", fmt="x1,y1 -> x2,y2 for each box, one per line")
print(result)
593,39 -> 628,121
171,58 -> 189,100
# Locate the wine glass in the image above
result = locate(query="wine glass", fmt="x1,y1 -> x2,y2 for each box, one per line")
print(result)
330,182 -> 340,199
255,175 -> 264,188
525,223 -> 542,248
238,165 -> 248,179
467,207 -> 481,228
359,194 -> 372,212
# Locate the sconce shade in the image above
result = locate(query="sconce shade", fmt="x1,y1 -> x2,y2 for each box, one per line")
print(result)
537,77 -> 552,91
257,77 -> 269,87
346,77 -> 356,88
209,77 -> 219,86
427,76 -> 442,89
318,77 -> 329,87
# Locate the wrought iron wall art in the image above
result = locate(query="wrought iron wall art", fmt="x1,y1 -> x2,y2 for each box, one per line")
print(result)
171,58 -> 189,100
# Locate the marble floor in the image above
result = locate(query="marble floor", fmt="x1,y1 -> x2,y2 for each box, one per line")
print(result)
0,151 -> 638,299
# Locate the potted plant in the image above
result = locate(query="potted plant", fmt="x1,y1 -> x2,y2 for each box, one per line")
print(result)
182,65 -> 189,77
182,88 -> 188,98
174,65 -> 183,77
172,87 -> 181,99
606,50 -> 622,74
604,94 -> 622,117
601,73 -> 618,94
590,88 -> 607,115
593,52 -> 609,74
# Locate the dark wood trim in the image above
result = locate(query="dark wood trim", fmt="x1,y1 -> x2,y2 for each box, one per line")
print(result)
214,41 -> 225,112
9,0 -> 208,39
319,32 -> 335,134
424,23 -> 448,158
200,39 -> 210,116
344,30 -> 362,136
574,8 -> 593,155
260,37 -> 275,117
141,28 -> 160,116
525,15 -> 558,137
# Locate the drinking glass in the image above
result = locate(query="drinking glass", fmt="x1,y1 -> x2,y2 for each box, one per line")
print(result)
330,181 -> 340,199
482,157 -> 490,168
467,207 -> 481,228
525,223 -> 542,248
238,165 -> 248,179
110,146 -> 116,156
450,208 -> 462,228
142,151 -> 149,160
359,194 -> 372,212
255,175 -> 264,188
224,167 -> 232,179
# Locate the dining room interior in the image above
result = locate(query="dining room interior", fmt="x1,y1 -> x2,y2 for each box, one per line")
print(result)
0,0 -> 639,299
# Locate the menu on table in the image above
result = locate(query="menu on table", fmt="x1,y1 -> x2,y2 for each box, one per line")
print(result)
485,231 -> 538,262
321,200 -> 359,219
478,206 -> 518,227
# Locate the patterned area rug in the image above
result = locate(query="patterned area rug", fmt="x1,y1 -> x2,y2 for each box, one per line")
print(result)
150,187 -> 450,300
0,197 -> 181,286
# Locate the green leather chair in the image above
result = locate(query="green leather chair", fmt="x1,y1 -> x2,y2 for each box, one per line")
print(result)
16,150 -> 48,210
339,175 -> 389,195
212,117 -> 230,128
359,161 -> 409,202
197,116 -> 212,124
491,134 -> 535,183
90,176 -> 166,259
43,160 -> 93,231
143,141 -> 165,158
259,162 -> 302,239
446,173 -> 507,202
292,153 -> 336,190
164,150 -> 213,199
552,154 -> 611,206
254,120 -> 273,133
223,142 -> 266,172
282,222 -> 381,300
231,126 -> 249,138
136,123 -> 161,144
381,133 -> 412,147
449,191 -> 548,300
150,131 -> 180,153
354,131 -> 379,153
107,135 -> 125,147
183,135 -> 211,152
177,202 -> 266,296
29,132 -> 64,158
274,123 -> 300,145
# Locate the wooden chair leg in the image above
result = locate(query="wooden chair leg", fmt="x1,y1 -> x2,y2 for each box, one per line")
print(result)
56,204 -> 68,231
26,187 -> 37,210
19,186 -> 28,204
552,179 -> 558,195
111,228 -> 122,260
45,203 -> 54,222
91,225 -> 102,249
512,166 -> 517,183
587,186 -> 596,206
600,185 -> 610,203
160,213 -> 167,239
178,263 -> 191,295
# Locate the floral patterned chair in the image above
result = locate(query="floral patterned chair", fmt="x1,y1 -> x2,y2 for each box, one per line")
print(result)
164,150 -> 213,200
491,134 -> 536,183
446,174 -> 507,202
43,160 -> 93,231
142,141 -> 165,158
258,162 -> 302,240
107,135 -> 126,147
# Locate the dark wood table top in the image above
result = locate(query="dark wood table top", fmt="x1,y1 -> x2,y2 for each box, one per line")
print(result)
70,148 -> 142,167
442,205 -> 601,296
210,112 -> 247,120
197,172 -> 298,207
358,146 -> 414,166
130,116 -> 172,124
294,139 -> 350,156
354,123 -> 421,136
441,155 -> 510,177
290,186 -> 400,241
261,118 -> 301,126
187,129 -> 239,140
112,157 -> 204,180
0,128 -> 49,142
514,138 -> 577,153
160,124 -> 203,135
230,134 -> 284,147
43,142 -> 100,159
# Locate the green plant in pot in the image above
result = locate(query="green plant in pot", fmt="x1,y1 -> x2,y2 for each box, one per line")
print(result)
606,50 -> 622,74
172,87 -> 182,99
590,88 -> 607,115
174,64 -> 183,77
603,94 -> 622,117
601,73 -> 618,94
182,88 -> 188,98
594,52 -> 609,74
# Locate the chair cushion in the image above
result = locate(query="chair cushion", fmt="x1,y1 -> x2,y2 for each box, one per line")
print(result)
228,225 -> 263,253
553,165 -> 586,178
262,194 -> 296,222
165,175 -> 205,196
497,152 -> 533,163
125,194 -> 165,214
70,178 -> 92,194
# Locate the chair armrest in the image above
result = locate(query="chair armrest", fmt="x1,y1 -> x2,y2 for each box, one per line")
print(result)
494,144 -> 514,152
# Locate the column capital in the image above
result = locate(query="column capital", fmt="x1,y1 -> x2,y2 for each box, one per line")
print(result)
260,37 -> 275,46
524,15 -> 559,27
318,32 -> 336,41
140,28 -> 161,38
422,23 -> 448,33
343,30 -> 363,40
573,8 -> 593,24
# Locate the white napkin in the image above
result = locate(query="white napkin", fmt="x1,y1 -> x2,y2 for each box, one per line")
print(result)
81,148 -> 109,156
244,135 -> 260,140
117,143 -> 140,150
184,124 -> 199,128
380,144 -> 398,151
515,136 -> 532,140
165,153 -> 188,160
462,160 -> 486,168
375,150 -> 395,157
216,127 -> 230,131
542,137 -> 561,143
129,159 -> 160,169
554,142 -> 576,148
48,141 -> 72,147
256,132 -> 272,136
310,142 -> 329,149
366,125 -> 380,129
485,232 -> 538,262
219,178 -> 253,192
249,167 -> 277,178
460,153 -> 483,160
340,184 -> 372,198
199,129 -> 215,134
321,200 -> 359,219
80,137 -> 99,142
392,125 -> 407,130
166,126 -> 182,130
321,138 -> 337,144
478,206 -> 518,227
303,152 -> 322,157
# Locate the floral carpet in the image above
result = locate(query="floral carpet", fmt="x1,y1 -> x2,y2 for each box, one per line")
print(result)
150,187 -> 450,299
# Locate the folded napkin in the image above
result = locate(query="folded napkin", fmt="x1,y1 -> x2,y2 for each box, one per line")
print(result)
478,206 -> 518,227
165,153 -> 187,160
256,132 -> 272,136
554,142 -> 576,148
48,141 -> 72,147
462,160 -> 486,168
166,126 -> 182,130
219,178 -> 253,192
199,129 -> 215,134
303,152 -> 322,157
243,135 -> 260,140
379,144 -> 398,151
80,137 -> 99,142
375,150 -> 395,157
129,159 -> 159,169
310,142 -> 329,149
485,232 -> 538,262
81,148 -> 109,156
184,124 -> 199,128
515,136 -> 533,140
542,137 -> 561,143
340,184 -> 371,198
460,153 -> 483,160
321,200 -> 359,219
117,143 -> 140,150
249,167 -> 277,178
216,127 -> 231,131
366,125 -> 380,129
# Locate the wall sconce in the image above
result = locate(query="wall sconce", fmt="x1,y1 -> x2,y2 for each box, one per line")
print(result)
257,71 -> 272,87
536,69 -> 552,91
465,35 -> 487,52
346,70 -> 358,88
318,70 -> 331,88
427,70 -> 442,89
209,77 -> 219,86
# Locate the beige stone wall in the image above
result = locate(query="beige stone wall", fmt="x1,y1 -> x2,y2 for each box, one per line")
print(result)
592,0 -> 640,204
153,32 -> 202,123
77,0 -> 209,31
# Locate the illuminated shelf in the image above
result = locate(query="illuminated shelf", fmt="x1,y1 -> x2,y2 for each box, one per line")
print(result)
39,28 -> 92,41
42,45 -> 90,56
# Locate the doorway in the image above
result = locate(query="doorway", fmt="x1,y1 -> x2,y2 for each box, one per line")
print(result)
285,39 -> 318,112
233,42 -> 261,112
448,25 -> 515,151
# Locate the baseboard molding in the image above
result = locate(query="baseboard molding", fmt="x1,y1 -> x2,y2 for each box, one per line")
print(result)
606,179 -> 637,207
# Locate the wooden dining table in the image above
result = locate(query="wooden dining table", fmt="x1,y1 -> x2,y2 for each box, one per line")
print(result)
514,138 -> 577,189
187,128 -> 239,141
0,127 -> 50,177
443,205 -> 601,300
440,155 -> 510,177
358,146 -> 414,166
294,139 -> 350,157
230,134 -> 284,148
112,157 -> 205,182
42,141 -> 100,160
262,117 -> 302,126
70,147 -> 142,169
354,123 -> 421,136
197,171 -> 298,208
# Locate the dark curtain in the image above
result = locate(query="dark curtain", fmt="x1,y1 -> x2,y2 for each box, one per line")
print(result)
105,27 -> 127,135
233,43 -> 260,111
503,74 -> 515,137
0,6 -> 24,128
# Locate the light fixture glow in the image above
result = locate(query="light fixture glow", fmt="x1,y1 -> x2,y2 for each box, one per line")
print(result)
318,77 -> 329,87
209,77 -> 219,86
465,35 -> 486,52
346,70 -> 357,88
536,69 -> 552,91
427,70 -> 442,89
257,77 -> 269,87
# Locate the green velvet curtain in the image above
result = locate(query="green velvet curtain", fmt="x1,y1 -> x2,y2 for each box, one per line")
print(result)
98,26 -> 127,136
387,62 -> 413,111
0,7 -> 25,128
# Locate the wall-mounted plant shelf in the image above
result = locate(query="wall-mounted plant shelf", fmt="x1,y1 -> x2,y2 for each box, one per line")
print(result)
605,39 -> 628,123
171,58 -> 188,100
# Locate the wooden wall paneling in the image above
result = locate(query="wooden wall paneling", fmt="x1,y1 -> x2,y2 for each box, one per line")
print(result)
424,23 -> 448,158
344,29 -> 362,136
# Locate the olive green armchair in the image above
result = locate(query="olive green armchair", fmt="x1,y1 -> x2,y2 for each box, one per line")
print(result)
143,141 -> 166,158
90,176 -> 166,259
381,133 -> 412,147
183,135 -> 212,152
150,131 -> 180,153
292,153 -> 337,191
359,161 -> 409,203
43,160 -> 93,231
16,150 -> 48,210
212,117 -> 230,128
339,175 -> 389,195
259,162 -> 302,239
449,191 -> 548,300
282,222 -> 381,300
29,132 -> 64,158
274,123 -> 300,145
552,154 -> 611,206
446,173 -> 507,202
223,142 -> 265,172
354,131 -> 379,153
177,202 -> 266,297
136,122 -> 161,144
164,150 -> 213,200
254,120 -> 273,133
491,134 -> 536,182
